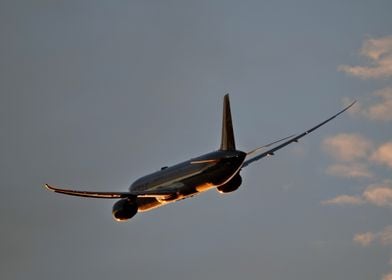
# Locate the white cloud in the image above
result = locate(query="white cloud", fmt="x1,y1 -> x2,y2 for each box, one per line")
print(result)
323,181 -> 392,208
326,163 -> 373,178
323,133 -> 373,162
338,35 -> 392,79
339,224 -> 392,280
381,257 -> 392,280
354,226 -> 392,247
363,182 -> 392,207
322,195 -> 364,205
353,232 -> 376,246
367,88 -> 392,121
322,195 -> 363,205
353,226 -> 392,280
383,273 -> 392,280
344,88 -> 392,122
371,141 -> 392,169
337,35 -> 392,280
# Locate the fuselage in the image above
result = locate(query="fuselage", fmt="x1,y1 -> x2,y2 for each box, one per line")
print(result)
130,150 -> 246,210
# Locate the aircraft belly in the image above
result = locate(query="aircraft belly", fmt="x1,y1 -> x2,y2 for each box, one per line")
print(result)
137,197 -> 163,212
195,182 -> 215,192
134,159 -> 244,212
147,182 -> 184,193
131,153 -> 244,204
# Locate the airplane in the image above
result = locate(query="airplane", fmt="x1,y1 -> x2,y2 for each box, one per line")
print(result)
45,95 -> 356,221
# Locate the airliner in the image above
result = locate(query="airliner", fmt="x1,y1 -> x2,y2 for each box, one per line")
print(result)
45,95 -> 355,221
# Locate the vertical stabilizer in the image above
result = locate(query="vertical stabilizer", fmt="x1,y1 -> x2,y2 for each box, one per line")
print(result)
220,94 -> 236,151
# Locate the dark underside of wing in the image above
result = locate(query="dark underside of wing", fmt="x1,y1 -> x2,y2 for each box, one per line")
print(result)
44,184 -> 178,199
242,100 -> 356,168
44,184 -> 135,199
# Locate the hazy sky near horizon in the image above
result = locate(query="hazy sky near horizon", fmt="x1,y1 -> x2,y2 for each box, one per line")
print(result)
1,1 -> 392,279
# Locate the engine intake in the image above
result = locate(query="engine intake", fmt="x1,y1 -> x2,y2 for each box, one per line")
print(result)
112,198 -> 138,221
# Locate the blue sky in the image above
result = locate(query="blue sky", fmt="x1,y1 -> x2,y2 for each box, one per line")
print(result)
1,1 -> 391,279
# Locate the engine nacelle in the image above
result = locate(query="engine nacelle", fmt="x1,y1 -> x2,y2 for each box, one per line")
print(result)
112,198 -> 138,222
217,174 -> 242,194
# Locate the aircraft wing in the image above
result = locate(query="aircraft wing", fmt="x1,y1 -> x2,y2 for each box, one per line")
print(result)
44,184 -> 179,199
242,101 -> 356,168
44,184 -> 135,199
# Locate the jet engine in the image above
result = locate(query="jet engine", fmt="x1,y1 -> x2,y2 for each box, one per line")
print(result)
217,174 -> 242,194
112,198 -> 138,221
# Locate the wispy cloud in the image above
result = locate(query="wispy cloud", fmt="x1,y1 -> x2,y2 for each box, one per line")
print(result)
386,260 -> 392,280
338,35 -> 392,79
322,133 -> 374,180
344,88 -> 392,122
336,35 -> 392,280
363,181 -> 392,207
353,232 -> 376,246
371,141 -> 392,169
354,226 -> 392,280
322,194 -> 364,205
322,133 -> 373,162
367,88 -> 392,121
354,226 -> 392,247
383,273 -> 392,280
381,258 -> 392,280
326,163 -> 373,178
323,134 -> 392,180
322,181 -> 392,207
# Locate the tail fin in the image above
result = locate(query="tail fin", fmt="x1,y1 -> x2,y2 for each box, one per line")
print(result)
220,94 -> 236,151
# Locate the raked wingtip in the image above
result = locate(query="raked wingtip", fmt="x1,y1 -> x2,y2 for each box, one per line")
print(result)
43,184 -> 54,191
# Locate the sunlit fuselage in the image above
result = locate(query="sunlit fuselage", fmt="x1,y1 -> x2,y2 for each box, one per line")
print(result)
130,150 -> 246,211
